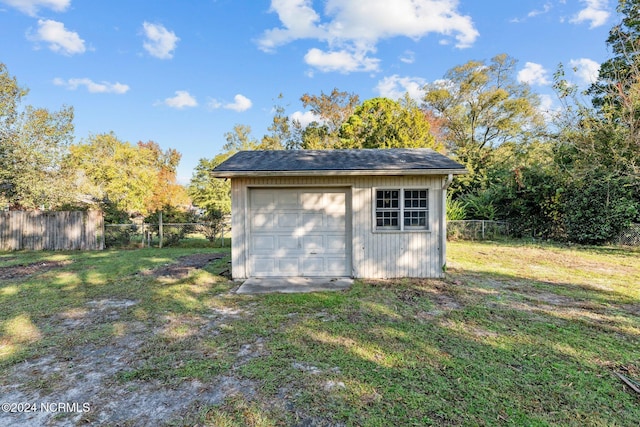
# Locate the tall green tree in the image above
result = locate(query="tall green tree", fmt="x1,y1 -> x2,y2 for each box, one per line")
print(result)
586,0 -> 640,179
550,0 -> 640,243
260,94 -> 293,150
298,88 -> 360,149
68,132 -> 158,215
0,63 -> 75,209
188,124 -> 258,217
188,154 -> 231,216
589,0 -> 640,118
222,124 -> 259,153
423,54 -> 545,195
137,141 -> 189,213
339,96 -> 442,150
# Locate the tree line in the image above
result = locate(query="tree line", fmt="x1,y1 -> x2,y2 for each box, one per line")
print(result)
0,66 -> 188,222
2,0 -> 638,244
192,0 -> 639,245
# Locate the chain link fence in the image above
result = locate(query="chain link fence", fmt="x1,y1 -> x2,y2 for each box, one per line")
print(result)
614,223 -> 640,246
447,221 -> 640,246
447,220 -> 511,241
104,220 -> 230,249
105,219 -> 638,248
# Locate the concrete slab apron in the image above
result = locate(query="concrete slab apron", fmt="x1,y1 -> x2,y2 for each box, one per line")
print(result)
236,277 -> 353,294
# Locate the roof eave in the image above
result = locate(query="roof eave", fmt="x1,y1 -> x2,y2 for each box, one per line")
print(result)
210,168 -> 468,178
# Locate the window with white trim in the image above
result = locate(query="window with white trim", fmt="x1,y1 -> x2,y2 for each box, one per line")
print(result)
375,188 -> 429,231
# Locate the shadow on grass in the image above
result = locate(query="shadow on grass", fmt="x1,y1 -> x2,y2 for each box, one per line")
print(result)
229,275 -> 639,426
0,248 -> 231,366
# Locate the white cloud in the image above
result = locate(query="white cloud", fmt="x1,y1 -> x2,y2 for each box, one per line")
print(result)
258,0 -> 325,52
569,58 -> 600,84
517,62 -> 550,86
29,19 -> 85,55
570,0 -> 610,28
207,98 -> 222,110
258,0 -> 479,73
162,91 -> 197,109
322,0 -> 479,48
224,94 -> 252,112
142,22 -> 179,59
510,2 -> 553,23
304,48 -> 379,73
1,0 -> 69,16
53,77 -> 129,94
290,110 -> 320,127
400,50 -> 415,64
527,2 -> 552,18
375,75 -> 426,101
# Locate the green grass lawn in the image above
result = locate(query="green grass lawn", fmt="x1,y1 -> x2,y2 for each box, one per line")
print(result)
0,241 -> 638,426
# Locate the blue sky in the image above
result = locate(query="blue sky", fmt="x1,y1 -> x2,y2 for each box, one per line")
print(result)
1,0 -> 616,183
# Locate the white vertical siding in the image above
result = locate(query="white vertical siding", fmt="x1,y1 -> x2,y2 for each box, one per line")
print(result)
351,175 -> 443,278
230,174 -> 446,279
230,179 -> 248,279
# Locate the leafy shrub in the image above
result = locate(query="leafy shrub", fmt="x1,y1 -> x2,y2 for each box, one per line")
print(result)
561,174 -> 639,244
461,191 -> 497,220
446,194 -> 467,220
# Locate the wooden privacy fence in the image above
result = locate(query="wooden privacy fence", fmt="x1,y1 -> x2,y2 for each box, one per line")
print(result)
0,211 -> 104,250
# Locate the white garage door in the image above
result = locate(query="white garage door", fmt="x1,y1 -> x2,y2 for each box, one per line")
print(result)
249,188 -> 350,277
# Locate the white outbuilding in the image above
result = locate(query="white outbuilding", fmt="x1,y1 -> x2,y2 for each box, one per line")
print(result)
211,148 -> 466,280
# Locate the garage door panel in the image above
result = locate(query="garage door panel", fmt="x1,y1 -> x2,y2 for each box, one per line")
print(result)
301,192 -> 325,210
276,212 -> 299,228
278,258 -> 299,274
326,213 -> 345,229
325,235 -> 346,252
252,212 -> 275,229
252,191 -> 275,208
276,191 -> 299,208
249,188 -> 349,277
253,258 -> 275,275
253,235 -> 275,251
301,213 -> 325,229
277,236 -> 299,249
302,257 -> 324,273
327,258 -> 348,274
303,235 -> 324,250
325,193 -> 346,211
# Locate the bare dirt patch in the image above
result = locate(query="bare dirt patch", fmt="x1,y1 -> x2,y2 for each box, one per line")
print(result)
1,298 -> 260,427
367,279 -> 463,320
140,253 -> 226,280
0,260 -> 71,280
0,253 -> 265,427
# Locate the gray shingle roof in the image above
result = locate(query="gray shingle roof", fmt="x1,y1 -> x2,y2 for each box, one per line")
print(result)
211,148 -> 466,177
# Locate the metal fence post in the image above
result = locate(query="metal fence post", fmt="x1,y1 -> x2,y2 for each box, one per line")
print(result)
158,211 -> 163,249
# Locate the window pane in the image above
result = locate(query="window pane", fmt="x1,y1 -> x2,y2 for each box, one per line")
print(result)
403,189 -> 428,229
378,188 -> 429,230
375,195 -> 400,229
